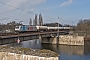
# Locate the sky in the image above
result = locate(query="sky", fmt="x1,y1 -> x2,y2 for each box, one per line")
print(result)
0,0 -> 90,25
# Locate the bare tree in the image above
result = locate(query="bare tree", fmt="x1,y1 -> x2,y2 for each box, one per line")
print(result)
29,18 -> 32,26
33,19 -> 35,26
34,14 -> 38,26
76,19 -> 90,36
39,13 -> 43,26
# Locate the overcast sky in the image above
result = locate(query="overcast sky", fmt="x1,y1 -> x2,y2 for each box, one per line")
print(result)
0,0 -> 90,25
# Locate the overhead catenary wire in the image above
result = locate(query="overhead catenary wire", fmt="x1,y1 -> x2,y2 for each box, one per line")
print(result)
0,13 -> 28,22
0,16 -> 26,21
0,1 -> 35,14
0,1 -> 57,20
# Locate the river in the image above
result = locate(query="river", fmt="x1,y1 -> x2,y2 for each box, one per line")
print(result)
6,39 -> 90,60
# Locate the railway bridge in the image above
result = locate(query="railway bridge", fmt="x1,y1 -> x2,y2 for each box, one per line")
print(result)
0,31 -> 69,45
0,31 -> 84,45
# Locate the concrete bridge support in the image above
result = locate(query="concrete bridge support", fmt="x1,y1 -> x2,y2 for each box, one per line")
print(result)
40,37 -> 57,44
59,35 -> 84,45
40,35 -> 84,45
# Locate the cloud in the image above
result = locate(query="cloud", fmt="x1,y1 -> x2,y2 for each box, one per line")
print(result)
60,0 -> 73,7
40,8 -> 49,12
6,0 -> 46,10
40,5 -> 59,12
6,0 -> 27,10
25,8 -> 35,13
30,8 -> 35,12
29,0 -> 46,5
0,11 -> 4,13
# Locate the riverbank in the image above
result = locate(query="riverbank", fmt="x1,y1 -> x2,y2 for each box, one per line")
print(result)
0,45 -> 59,60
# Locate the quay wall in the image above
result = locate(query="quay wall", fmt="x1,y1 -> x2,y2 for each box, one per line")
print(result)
0,52 -> 58,60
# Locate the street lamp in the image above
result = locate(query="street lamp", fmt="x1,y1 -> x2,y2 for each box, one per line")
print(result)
57,17 -> 62,37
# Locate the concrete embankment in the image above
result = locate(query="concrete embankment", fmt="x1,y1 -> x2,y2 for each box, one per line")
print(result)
52,35 -> 84,45
0,46 -> 59,60
59,35 -> 84,45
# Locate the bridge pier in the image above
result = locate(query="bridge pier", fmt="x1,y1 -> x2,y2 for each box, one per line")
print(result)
40,35 -> 84,45
59,35 -> 84,45
40,37 -> 57,44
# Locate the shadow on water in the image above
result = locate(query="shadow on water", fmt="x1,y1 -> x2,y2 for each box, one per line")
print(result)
84,41 -> 90,55
41,41 -> 90,60
6,39 -> 42,49
5,40 -> 90,60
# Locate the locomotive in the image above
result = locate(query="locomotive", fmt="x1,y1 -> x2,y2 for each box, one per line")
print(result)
15,25 -> 37,32
15,25 -> 72,32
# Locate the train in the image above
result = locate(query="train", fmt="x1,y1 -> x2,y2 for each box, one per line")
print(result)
15,25 -> 72,32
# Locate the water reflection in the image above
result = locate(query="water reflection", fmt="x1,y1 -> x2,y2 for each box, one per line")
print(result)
6,40 -> 90,60
7,39 -> 42,49
52,45 -> 84,55
84,41 -> 90,55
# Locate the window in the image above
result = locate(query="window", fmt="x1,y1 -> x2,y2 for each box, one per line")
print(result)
15,26 -> 19,28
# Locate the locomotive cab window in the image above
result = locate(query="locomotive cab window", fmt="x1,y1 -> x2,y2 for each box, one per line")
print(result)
15,26 -> 19,28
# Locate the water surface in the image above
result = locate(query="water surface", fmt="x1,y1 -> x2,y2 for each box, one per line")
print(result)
6,40 -> 90,60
